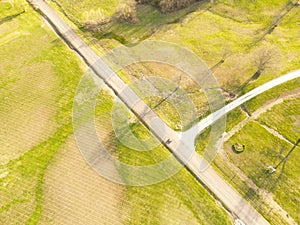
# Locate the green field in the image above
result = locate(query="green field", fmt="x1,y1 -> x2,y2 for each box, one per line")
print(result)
51,0 -> 121,24
1,0 -> 300,224
223,120 -> 300,224
195,91 -> 300,224
0,1 -> 232,224
58,0 -> 300,92
0,0 -> 86,223
50,0 -> 300,127
259,96 -> 300,143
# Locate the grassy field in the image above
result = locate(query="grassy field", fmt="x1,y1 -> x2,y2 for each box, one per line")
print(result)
195,91 -> 300,224
27,1 -> 300,224
0,1 -> 232,224
0,1 -> 83,223
259,96 -> 300,143
51,0 -> 121,24
244,77 -> 300,113
49,0 -> 300,125
120,62 -> 208,130
108,112 -> 231,225
38,135 -> 127,225
222,121 -> 300,224
195,118 -> 299,225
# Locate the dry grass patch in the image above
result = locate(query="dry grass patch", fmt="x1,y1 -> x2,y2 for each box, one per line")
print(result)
0,62 -> 59,164
39,135 -> 127,225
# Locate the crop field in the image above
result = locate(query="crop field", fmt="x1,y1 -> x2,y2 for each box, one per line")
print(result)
0,1 -> 233,224
0,1 -> 85,223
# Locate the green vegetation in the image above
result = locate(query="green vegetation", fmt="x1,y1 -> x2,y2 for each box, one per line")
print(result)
222,121 -> 300,224
0,1 -> 232,224
116,121 -> 231,224
0,1 -> 83,223
51,0 -> 120,24
232,143 -> 245,153
259,97 -> 300,143
244,77 -> 300,113
225,108 -> 247,131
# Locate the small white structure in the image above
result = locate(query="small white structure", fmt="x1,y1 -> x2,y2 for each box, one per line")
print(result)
176,124 -> 183,130
234,219 -> 246,225
267,165 -> 276,174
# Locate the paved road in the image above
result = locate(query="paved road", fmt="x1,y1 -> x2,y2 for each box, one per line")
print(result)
183,69 -> 300,141
29,0 -> 300,224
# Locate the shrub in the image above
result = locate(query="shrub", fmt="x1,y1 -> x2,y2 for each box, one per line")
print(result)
232,143 -> 245,153
159,0 -> 195,13
114,0 -> 137,23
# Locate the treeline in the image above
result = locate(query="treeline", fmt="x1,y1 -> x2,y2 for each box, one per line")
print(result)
115,0 -> 202,23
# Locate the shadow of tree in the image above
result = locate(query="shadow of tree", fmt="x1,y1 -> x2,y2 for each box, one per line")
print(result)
0,10 -> 25,26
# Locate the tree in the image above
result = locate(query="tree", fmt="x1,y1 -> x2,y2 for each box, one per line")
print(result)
114,0 -> 137,23
253,47 -> 280,79
238,47 -> 280,94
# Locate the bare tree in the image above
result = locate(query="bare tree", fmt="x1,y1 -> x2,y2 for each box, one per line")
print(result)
253,47 -> 280,79
114,0 -> 137,23
238,47 -> 280,93
210,45 -> 232,72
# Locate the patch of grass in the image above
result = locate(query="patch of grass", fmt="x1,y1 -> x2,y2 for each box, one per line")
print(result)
223,121 -> 300,224
258,96 -> 300,143
210,0 -> 292,24
225,108 -> 247,132
95,3 -> 204,42
195,127 -> 210,154
0,0 -> 85,223
116,121 -> 231,225
1,2 -> 232,224
118,62 -> 208,129
52,0 -> 121,23
211,156 -> 290,225
244,77 -> 300,113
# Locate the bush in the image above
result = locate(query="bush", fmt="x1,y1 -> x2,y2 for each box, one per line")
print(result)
159,0 -> 195,13
114,0 -> 137,23
232,143 -> 245,153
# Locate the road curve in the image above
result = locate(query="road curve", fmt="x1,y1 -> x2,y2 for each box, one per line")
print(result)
183,69 -> 300,140
25,0 -> 300,224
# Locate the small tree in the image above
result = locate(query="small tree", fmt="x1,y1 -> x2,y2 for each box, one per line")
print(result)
253,47 -> 280,79
115,0 -> 137,23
